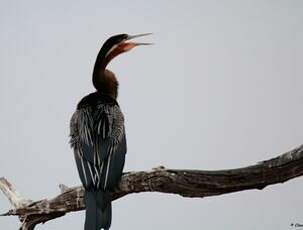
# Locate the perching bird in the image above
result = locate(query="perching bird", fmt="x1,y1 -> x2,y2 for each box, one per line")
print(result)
69,33 -> 151,230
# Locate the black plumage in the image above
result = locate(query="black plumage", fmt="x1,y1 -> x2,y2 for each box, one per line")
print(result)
70,92 -> 126,230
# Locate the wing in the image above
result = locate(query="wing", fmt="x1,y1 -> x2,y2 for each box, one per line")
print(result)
70,103 -> 127,191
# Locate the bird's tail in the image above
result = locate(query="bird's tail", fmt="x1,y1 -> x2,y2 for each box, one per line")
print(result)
84,190 -> 112,230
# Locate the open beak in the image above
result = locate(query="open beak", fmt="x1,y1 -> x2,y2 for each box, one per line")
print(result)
114,33 -> 153,54
104,33 -> 153,66
125,33 -> 153,46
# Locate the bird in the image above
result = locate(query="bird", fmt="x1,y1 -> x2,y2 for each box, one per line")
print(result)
69,33 -> 152,230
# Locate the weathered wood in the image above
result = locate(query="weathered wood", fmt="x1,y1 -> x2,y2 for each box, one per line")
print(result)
1,144 -> 303,229
0,178 -> 32,209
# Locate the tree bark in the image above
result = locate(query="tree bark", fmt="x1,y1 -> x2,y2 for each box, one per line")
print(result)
1,144 -> 303,229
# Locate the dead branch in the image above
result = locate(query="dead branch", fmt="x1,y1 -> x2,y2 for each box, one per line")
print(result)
1,144 -> 303,229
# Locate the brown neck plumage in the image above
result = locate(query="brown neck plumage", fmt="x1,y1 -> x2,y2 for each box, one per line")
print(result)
93,69 -> 118,99
92,48 -> 123,99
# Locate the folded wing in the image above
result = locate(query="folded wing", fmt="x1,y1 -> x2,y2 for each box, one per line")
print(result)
70,103 -> 127,191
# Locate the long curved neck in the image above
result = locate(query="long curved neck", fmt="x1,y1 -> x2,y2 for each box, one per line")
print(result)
93,42 -> 126,99
93,43 -> 122,77
92,50 -> 107,89
92,50 -> 118,99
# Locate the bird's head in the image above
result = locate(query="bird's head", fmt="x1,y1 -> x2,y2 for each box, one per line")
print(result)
97,33 -> 152,69
93,33 -> 152,98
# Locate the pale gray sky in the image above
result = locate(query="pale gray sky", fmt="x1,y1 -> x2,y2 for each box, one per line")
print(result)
1,0 -> 303,229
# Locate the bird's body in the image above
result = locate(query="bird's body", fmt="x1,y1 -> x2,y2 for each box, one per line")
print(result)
70,91 -> 126,230
69,33 -> 151,230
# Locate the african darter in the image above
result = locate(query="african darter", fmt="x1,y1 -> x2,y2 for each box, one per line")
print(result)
70,33 -> 151,230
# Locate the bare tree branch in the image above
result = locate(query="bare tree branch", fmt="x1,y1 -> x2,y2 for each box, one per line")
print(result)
1,144 -> 303,229
0,178 -> 32,209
